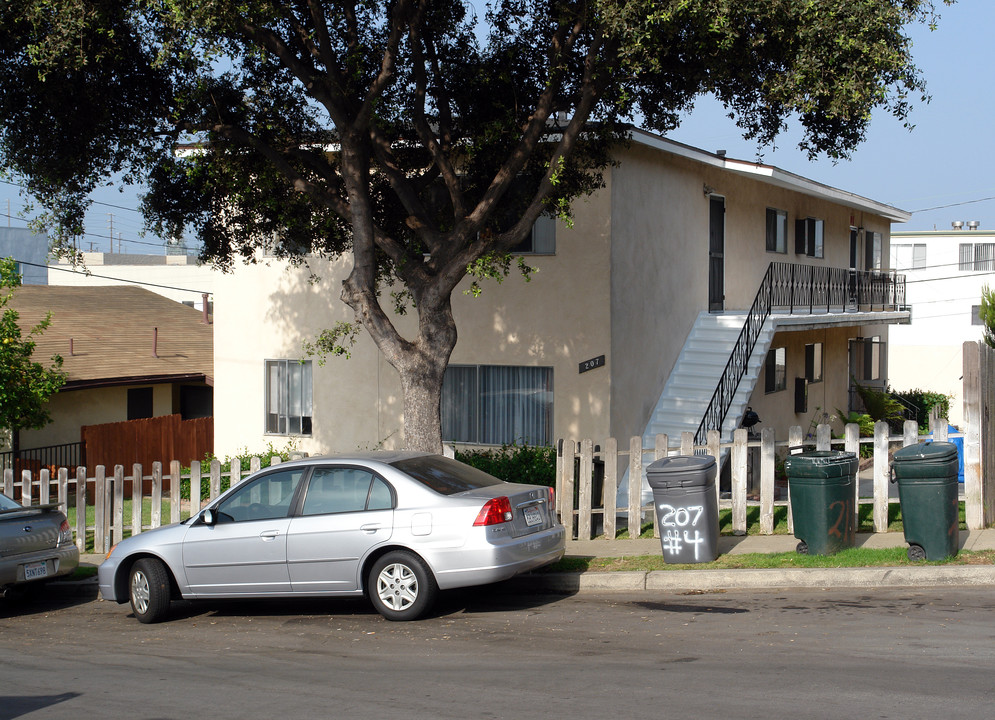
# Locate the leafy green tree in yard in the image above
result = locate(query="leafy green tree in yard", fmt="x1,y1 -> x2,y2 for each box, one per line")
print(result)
0,257 -> 67,453
979,284 -> 995,348
0,0 -> 951,452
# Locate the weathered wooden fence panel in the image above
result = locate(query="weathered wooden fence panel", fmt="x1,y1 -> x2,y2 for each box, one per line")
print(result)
2,454 -> 308,552
557,420 -> 989,542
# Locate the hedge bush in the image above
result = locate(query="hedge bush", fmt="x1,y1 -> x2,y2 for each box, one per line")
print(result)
453,444 -> 556,487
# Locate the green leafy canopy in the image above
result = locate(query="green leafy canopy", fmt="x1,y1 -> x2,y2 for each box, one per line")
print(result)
0,1 -> 951,450
0,258 -> 67,434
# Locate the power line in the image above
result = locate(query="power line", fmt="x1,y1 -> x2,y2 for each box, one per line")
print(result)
14,258 -> 212,296
910,196 -> 995,214
1,178 -> 145,214
1,211 -> 199,252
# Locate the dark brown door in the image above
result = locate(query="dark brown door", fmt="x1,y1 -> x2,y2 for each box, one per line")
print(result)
708,195 -> 725,312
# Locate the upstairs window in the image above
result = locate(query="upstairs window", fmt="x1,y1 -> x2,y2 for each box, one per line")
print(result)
795,218 -> 824,258
865,231 -> 883,270
511,215 -> 556,255
766,208 -> 788,253
891,243 -> 926,270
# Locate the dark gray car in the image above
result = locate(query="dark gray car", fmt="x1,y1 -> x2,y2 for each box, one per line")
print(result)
0,492 -> 79,596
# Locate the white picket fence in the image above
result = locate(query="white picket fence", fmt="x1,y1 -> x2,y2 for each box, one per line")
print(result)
556,418 -> 983,541
1,456 -> 301,554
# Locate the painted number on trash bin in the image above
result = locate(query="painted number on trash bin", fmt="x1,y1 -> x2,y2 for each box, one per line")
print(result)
828,499 -> 855,540
658,504 -> 706,561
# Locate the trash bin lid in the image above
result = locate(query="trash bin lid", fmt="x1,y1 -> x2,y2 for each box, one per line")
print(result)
892,441 -> 959,479
646,455 -> 716,488
783,451 -> 858,479
892,441 -> 958,464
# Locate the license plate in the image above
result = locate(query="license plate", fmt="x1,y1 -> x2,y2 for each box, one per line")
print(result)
523,505 -> 543,527
23,561 -> 49,581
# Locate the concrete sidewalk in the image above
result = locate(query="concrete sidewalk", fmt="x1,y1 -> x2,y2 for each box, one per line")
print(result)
517,528 -> 995,594
72,529 -> 995,597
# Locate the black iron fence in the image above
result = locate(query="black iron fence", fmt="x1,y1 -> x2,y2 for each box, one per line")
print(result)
0,442 -> 83,475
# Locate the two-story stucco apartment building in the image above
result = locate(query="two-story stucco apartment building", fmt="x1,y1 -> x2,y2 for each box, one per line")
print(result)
212,129 -> 911,462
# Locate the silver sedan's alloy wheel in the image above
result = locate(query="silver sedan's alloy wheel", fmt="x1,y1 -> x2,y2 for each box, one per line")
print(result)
130,569 -> 151,615
367,551 -> 437,621
376,562 -> 418,611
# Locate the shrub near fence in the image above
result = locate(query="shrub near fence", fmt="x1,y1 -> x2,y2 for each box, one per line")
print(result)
1,455 -> 304,554
557,419 -> 982,541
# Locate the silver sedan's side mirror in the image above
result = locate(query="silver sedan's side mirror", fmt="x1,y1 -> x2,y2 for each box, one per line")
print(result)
201,509 -> 215,526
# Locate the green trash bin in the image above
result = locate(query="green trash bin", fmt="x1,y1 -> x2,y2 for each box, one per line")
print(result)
891,441 -> 960,561
785,451 -> 858,555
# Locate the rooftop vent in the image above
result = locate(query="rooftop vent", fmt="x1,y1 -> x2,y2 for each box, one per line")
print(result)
968,221 -> 981,230
952,221 -> 965,230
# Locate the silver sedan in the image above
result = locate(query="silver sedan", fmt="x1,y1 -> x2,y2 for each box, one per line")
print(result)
98,452 -> 565,622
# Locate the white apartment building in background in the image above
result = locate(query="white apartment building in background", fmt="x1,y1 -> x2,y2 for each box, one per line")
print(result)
889,223 -> 995,428
51,252 -> 216,313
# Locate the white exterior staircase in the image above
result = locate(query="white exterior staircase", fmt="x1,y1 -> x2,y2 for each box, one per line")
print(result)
620,311 -> 776,505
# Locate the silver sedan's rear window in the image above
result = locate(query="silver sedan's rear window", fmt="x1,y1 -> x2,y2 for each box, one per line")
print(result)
391,455 -> 504,495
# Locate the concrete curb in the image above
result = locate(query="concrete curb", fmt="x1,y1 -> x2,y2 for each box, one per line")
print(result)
505,565 -> 995,594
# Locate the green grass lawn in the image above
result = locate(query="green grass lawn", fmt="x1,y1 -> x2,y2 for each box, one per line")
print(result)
548,547 -> 995,573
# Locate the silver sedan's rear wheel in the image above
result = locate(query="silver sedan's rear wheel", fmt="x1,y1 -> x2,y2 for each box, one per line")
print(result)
129,558 -> 172,624
368,551 -> 437,621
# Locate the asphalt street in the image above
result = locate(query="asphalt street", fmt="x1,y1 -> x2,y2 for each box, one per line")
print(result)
2,583 -> 993,719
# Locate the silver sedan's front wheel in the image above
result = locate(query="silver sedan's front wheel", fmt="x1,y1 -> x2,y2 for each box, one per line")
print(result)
368,551 -> 437,621
129,558 -> 172,624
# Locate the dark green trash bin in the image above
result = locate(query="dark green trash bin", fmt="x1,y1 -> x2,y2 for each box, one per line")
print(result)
891,441 -> 960,561
785,451 -> 858,555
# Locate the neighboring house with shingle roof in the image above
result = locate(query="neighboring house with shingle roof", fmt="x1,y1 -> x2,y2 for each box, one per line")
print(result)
7,285 -> 213,458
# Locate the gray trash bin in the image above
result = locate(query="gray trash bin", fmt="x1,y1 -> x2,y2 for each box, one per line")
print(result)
646,455 -> 719,563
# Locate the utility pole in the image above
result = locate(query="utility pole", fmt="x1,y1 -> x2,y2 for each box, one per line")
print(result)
108,213 -> 114,253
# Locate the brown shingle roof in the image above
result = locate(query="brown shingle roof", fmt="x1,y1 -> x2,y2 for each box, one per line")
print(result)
8,286 -> 213,388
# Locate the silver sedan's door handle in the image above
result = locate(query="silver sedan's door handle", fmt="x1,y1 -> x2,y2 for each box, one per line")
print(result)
360,524 -> 382,534
259,529 -> 280,540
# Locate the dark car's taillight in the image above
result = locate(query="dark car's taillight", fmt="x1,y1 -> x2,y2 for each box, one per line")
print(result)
58,518 -> 73,546
473,496 -> 513,526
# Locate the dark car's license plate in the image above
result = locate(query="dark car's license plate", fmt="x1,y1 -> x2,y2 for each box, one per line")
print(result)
23,561 -> 48,581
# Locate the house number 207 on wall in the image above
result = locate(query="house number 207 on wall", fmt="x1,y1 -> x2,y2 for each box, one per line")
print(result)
658,504 -> 706,561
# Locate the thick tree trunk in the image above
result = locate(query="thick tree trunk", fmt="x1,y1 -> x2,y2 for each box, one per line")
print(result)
398,355 -> 448,454
393,302 -> 458,453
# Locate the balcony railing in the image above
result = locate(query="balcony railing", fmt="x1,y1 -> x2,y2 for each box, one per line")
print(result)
694,262 -> 907,445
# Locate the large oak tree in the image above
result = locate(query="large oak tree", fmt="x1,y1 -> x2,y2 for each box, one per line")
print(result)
0,1 -> 947,451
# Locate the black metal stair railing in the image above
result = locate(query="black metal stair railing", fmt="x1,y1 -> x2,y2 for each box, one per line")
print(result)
693,262 -> 907,445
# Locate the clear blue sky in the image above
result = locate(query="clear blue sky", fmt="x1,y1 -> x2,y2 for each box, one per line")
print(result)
1,1 -> 988,252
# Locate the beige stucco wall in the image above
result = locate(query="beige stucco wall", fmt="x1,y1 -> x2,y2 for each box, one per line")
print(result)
212,190 -> 614,458
608,146 -> 708,443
